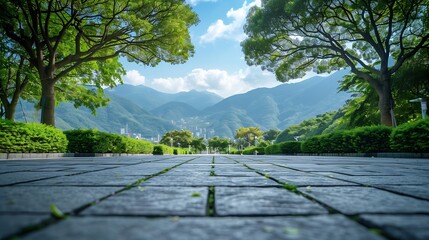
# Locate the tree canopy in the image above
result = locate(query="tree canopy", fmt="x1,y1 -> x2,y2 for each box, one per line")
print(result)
235,127 -> 263,146
0,0 -> 199,126
242,0 -> 429,126
160,130 -> 193,148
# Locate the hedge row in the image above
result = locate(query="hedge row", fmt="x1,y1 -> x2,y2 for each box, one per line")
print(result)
0,119 -> 68,153
64,129 -> 153,154
265,141 -> 302,155
298,120 -> 429,154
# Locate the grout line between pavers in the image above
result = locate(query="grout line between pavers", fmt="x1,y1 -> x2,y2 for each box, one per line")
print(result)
231,156 -> 397,240
3,157 -> 198,240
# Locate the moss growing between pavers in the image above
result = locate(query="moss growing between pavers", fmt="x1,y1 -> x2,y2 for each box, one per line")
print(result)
207,186 -> 215,216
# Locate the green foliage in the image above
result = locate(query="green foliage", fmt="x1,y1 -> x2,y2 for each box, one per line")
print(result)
391,119 -> 429,152
208,137 -> 230,152
173,149 -> 178,155
265,141 -> 302,154
191,137 -> 207,153
242,146 -> 265,155
352,126 -> 392,153
301,126 -> 392,153
1,0 -> 199,125
279,141 -> 302,154
0,119 -> 68,153
160,130 -> 193,148
235,126 -> 263,146
265,144 -> 282,155
242,0 -> 429,126
262,129 -> 281,141
301,136 -> 322,154
276,111 -> 344,143
152,145 -> 164,155
64,129 -> 153,154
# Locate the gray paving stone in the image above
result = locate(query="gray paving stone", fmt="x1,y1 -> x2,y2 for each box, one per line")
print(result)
0,214 -> 47,239
300,186 -> 429,214
375,184 -> 429,200
216,187 -> 328,215
141,175 -> 280,187
271,173 -> 358,186
23,215 -> 384,240
22,173 -> 145,186
0,186 -> 119,213
0,172 -> 67,186
83,186 -> 207,216
332,175 -> 429,185
360,214 -> 429,240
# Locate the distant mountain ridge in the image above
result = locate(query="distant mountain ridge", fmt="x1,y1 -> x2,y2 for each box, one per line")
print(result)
14,70 -> 351,139
108,84 -> 223,110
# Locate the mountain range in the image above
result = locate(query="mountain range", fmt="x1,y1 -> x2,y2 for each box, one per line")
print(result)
15,70 -> 351,139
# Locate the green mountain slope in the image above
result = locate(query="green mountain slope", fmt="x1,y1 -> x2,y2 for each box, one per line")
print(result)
151,102 -> 200,120
109,84 -> 223,110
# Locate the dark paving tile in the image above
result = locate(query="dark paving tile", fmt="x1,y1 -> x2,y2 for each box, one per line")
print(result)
300,186 -> 429,214
0,172 -> 67,186
271,174 -> 358,186
82,187 -> 207,216
21,173 -> 145,186
0,186 -> 119,213
0,214 -> 48,239
332,175 -> 429,185
216,187 -> 327,215
375,184 -> 429,200
141,175 -> 280,187
23,215 -> 384,240
360,214 -> 429,240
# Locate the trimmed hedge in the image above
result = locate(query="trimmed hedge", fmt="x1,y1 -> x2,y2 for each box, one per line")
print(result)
279,141 -> 302,154
242,146 -> 265,155
265,141 -> 302,154
151,145 -> 186,155
391,119 -> 429,152
301,126 -> 391,154
0,119 -> 68,153
265,144 -> 282,155
64,129 -> 153,154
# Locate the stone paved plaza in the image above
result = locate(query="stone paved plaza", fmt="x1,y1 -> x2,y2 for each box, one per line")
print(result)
1,155 -> 429,239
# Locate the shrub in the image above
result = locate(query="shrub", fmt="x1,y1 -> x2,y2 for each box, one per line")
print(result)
391,119 -> 429,152
242,146 -> 265,155
279,141 -> 302,154
0,119 -> 68,153
352,126 -> 392,153
265,144 -> 282,154
173,149 -> 178,155
301,136 -> 322,153
152,145 -> 164,155
64,129 -> 153,153
64,129 -> 99,153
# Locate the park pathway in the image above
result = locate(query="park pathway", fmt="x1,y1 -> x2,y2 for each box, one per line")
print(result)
1,155 -> 429,239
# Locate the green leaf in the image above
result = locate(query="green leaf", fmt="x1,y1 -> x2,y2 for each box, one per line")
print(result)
50,204 -> 67,219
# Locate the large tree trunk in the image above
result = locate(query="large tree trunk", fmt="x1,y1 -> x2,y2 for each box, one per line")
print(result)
4,101 -> 18,121
376,74 -> 394,126
40,80 -> 56,126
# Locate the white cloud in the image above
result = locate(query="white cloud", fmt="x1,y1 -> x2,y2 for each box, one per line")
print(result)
187,0 -> 217,6
124,70 -> 146,85
123,67 -> 280,98
200,0 -> 261,43
122,66 -> 274,96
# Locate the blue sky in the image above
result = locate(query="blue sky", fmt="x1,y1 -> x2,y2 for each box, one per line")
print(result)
121,0 -> 284,98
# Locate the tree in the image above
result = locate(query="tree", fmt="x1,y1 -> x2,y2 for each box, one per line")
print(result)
208,137 -> 230,153
340,49 -> 429,125
191,137 -> 207,153
263,129 -> 281,141
0,0 -> 198,126
160,130 -> 193,148
242,0 -> 429,126
235,127 -> 263,146
0,36 -> 37,120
